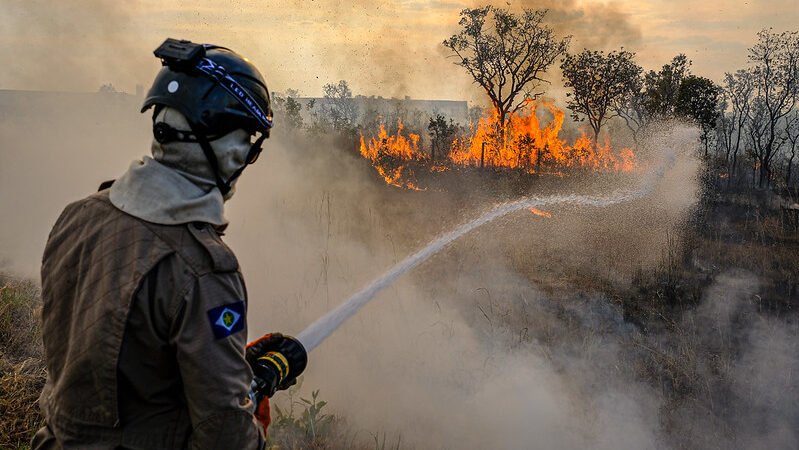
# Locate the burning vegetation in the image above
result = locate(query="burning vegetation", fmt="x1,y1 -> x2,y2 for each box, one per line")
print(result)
358,122 -> 426,190
358,101 -> 637,189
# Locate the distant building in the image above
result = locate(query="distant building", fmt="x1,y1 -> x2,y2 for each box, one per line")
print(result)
0,89 -> 139,120
0,89 -> 470,133
291,95 -> 469,127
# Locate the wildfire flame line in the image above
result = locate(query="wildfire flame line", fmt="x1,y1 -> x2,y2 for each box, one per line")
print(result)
358,100 -> 636,189
451,100 -> 635,173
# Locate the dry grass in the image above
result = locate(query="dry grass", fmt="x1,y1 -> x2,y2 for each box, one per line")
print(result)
0,360 -> 45,449
0,276 -> 45,449
0,275 -> 380,450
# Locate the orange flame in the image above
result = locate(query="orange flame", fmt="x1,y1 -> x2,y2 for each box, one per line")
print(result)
450,100 -> 636,173
359,120 -> 426,190
529,207 -> 552,218
357,101 -> 636,189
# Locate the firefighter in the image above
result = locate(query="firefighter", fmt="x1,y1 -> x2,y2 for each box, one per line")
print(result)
32,39 -> 307,449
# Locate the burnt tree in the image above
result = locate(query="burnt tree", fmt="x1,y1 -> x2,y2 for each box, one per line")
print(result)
784,110 -> 799,188
717,70 -> 754,182
747,29 -> 799,188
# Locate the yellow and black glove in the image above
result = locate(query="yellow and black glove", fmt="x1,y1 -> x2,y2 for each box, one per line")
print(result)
246,333 -> 308,400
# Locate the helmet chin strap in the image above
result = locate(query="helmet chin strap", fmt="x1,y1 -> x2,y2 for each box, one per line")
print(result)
186,121 -> 265,197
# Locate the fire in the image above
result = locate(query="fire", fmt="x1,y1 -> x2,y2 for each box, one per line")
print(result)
529,207 -> 552,218
359,120 -> 426,190
450,100 -> 636,173
357,100 -> 636,189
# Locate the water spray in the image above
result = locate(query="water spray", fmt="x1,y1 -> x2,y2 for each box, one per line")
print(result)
296,152 -> 677,352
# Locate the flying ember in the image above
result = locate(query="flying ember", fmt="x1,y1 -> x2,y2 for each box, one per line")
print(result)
529,208 -> 553,218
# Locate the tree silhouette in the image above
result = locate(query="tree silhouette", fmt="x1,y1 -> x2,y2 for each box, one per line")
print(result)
443,7 -> 570,135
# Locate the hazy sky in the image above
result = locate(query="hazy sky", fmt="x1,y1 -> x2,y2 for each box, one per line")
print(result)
1,0 -> 797,102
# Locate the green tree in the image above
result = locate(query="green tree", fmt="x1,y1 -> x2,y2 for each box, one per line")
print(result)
676,75 -> 722,156
443,6 -> 570,134
616,54 -> 691,144
644,54 -> 692,118
561,48 -> 642,144
428,114 -> 458,161
276,89 -> 304,131
321,80 -> 358,132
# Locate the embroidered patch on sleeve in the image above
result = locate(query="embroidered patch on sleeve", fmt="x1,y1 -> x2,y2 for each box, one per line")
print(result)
207,301 -> 246,339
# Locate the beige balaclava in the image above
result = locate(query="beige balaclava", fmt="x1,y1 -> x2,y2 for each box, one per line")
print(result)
109,107 -> 253,226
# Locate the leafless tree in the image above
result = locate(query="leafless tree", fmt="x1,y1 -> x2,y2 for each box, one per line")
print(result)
443,7 -> 570,135
617,84 -> 649,146
718,70 -> 755,182
747,29 -> 799,188
784,110 -> 799,188
746,97 -> 767,185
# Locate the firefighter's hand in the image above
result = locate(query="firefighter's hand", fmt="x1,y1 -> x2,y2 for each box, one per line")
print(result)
246,333 -> 308,400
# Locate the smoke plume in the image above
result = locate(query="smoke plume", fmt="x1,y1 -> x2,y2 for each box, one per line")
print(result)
2,84 -> 797,448
2,3 -> 797,448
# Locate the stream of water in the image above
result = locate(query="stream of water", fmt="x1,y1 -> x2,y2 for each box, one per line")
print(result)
296,154 -> 674,352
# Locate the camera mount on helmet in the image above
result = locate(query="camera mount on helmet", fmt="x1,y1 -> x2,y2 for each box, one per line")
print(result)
143,38 -> 274,196
153,38 -> 207,70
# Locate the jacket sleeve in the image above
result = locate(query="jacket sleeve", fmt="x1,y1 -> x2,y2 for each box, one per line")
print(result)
171,270 -> 265,450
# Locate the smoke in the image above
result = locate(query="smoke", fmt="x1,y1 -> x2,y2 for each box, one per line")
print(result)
1,84 -> 797,448
320,0 -> 645,102
507,0 -> 643,51
225,123 -> 680,448
226,122 -> 796,449
1,4 -> 797,448
310,129 -> 672,448
0,93 -> 151,275
0,1 -> 641,101
0,0 -> 152,92
662,271 -> 799,449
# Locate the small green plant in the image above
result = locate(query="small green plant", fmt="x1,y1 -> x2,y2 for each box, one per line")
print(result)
268,384 -> 338,449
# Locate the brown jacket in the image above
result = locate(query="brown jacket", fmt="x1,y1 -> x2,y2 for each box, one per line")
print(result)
33,191 -> 264,449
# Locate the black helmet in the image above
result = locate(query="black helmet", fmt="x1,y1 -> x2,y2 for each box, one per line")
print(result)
141,38 -> 273,196
142,39 -> 273,137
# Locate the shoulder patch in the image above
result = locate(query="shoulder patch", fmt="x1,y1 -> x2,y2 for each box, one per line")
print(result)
207,301 -> 246,339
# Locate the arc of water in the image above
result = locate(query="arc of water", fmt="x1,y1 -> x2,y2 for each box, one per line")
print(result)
296,155 -> 673,352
